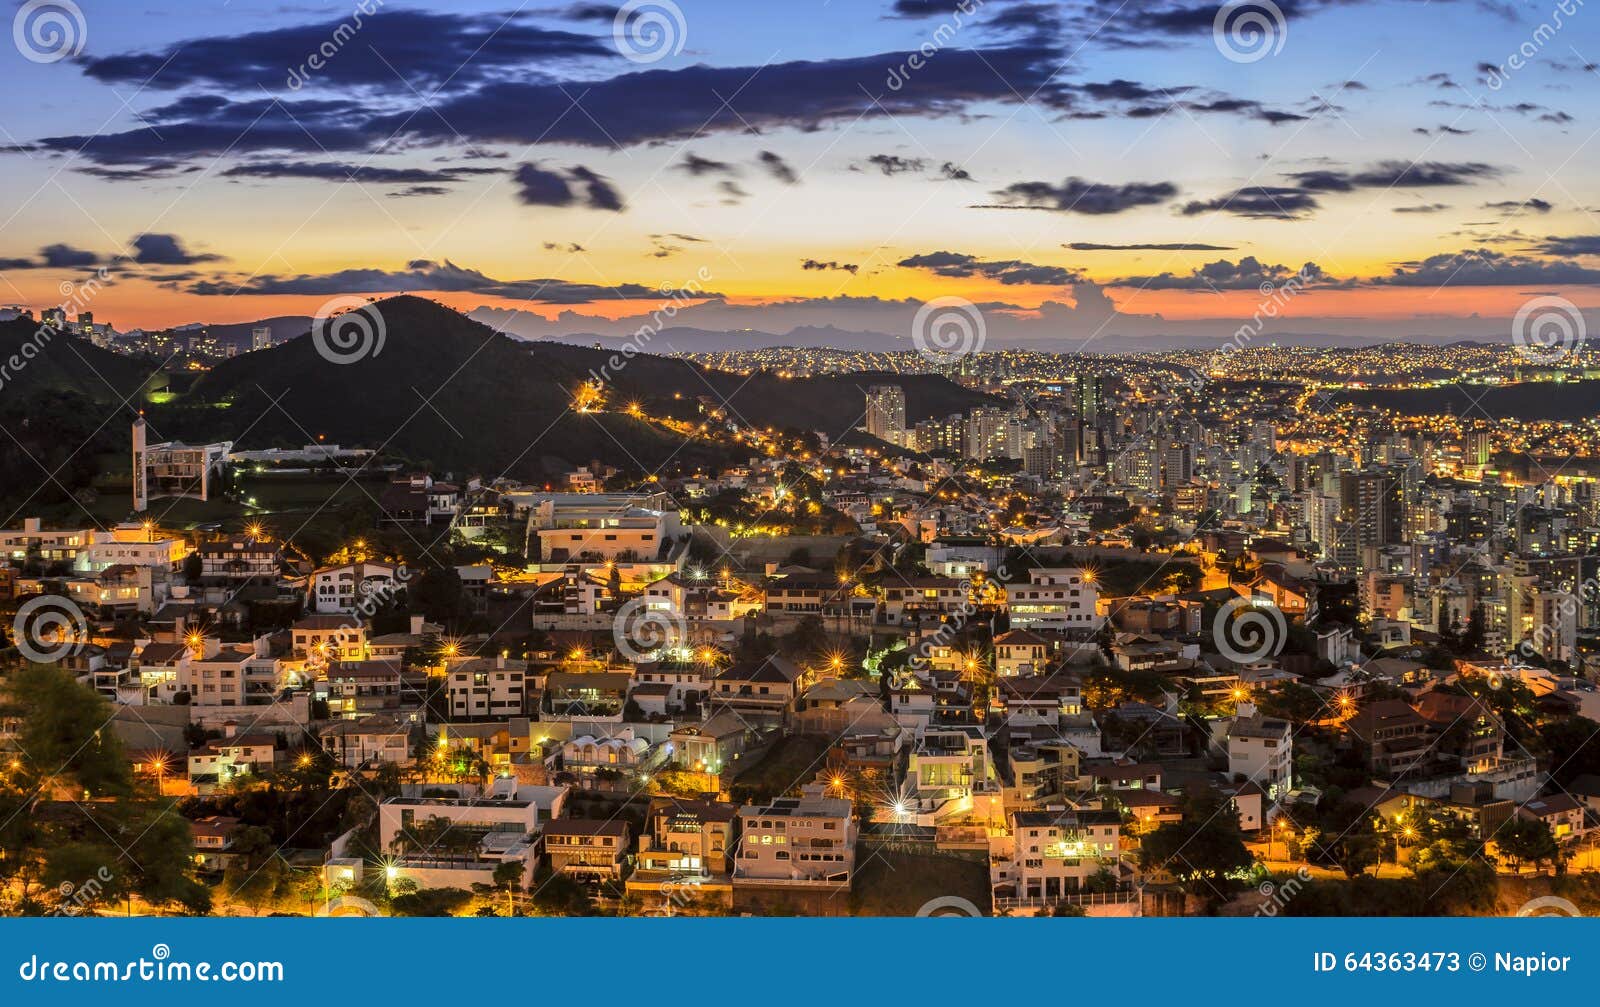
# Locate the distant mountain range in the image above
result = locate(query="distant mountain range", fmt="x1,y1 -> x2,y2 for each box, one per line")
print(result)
205,315 -> 314,351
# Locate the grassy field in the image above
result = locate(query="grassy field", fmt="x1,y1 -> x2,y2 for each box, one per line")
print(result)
851,848 -> 992,916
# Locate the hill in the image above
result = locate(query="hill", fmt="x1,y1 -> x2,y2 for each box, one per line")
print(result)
160,297 -> 998,480
0,318 -> 173,519
0,317 -> 165,402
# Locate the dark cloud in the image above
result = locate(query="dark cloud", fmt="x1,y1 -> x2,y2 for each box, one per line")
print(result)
1066,242 -> 1236,251
864,154 -> 926,176
512,163 -> 625,211
716,180 -> 751,203
1180,186 -> 1319,220
648,233 -> 706,258
389,185 -> 451,198
756,150 -> 799,184
513,163 -> 577,207
222,161 -> 502,185
1484,198 -> 1553,213
677,152 -> 738,177
1114,256 -> 1336,291
801,258 -> 859,275
1534,235 -> 1600,256
977,176 -> 1178,214
939,162 -> 975,181
382,44 -> 1073,149
127,233 -> 221,265
0,244 -> 102,270
80,11 -> 608,92
570,166 -> 625,211
1392,203 -> 1451,214
42,244 -> 102,268
1374,248 -> 1600,286
1288,160 -> 1500,192
897,250 -> 1080,285
36,95 -> 378,167
187,259 -> 716,303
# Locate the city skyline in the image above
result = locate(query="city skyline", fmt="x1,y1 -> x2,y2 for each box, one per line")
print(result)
0,0 -> 1598,347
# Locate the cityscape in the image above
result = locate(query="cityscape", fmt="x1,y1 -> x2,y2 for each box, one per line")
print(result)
1,0 -> 1599,924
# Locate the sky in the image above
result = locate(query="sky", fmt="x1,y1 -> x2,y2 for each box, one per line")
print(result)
1,0 -> 1599,348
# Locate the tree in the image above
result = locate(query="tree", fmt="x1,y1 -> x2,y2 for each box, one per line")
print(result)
492,860 -> 523,917
411,565 -> 465,624
1138,788 -> 1252,906
8,663 -> 131,797
1307,800 -> 1382,879
1493,817 -> 1559,874
222,825 -> 292,915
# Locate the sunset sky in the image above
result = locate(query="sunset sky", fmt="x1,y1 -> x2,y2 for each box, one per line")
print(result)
2,0 -> 1599,345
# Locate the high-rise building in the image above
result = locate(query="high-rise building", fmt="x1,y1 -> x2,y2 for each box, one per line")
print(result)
1354,468 -> 1404,552
252,326 -> 274,352
1074,372 -> 1103,429
864,385 -> 906,447
913,413 -> 965,455
966,406 -> 1021,460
